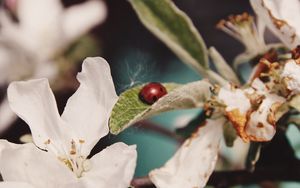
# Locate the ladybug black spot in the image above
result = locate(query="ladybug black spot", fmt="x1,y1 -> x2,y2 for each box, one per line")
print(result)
139,82 -> 168,105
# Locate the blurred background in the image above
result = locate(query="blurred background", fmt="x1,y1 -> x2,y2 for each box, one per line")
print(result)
1,0 -> 299,187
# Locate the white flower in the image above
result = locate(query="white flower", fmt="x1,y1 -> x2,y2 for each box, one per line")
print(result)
1,0 -> 107,62
217,78 -> 286,142
245,79 -> 285,141
0,57 -> 137,188
149,118 -> 224,188
0,0 -> 107,134
250,0 -> 300,49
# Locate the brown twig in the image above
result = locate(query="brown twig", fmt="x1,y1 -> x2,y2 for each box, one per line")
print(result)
132,120 -> 185,144
131,176 -> 153,188
131,159 -> 300,188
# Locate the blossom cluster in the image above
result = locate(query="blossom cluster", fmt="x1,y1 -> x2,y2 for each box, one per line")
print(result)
211,56 -> 300,142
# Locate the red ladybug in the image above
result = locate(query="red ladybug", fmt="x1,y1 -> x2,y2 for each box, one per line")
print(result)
139,82 -> 167,105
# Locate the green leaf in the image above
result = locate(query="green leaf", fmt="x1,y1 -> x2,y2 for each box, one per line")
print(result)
109,80 -> 212,134
128,0 -> 209,75
223,121 -> 237,147
208,47 -> 240,85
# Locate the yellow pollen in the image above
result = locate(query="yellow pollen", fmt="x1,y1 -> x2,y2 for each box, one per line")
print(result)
44,139 -> 51,145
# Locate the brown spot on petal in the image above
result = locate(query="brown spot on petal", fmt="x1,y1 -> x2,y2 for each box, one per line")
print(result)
226,109 -> 249,142
247,93 -> 265,110
257,122 -> 264,128
267,102 -> 283,126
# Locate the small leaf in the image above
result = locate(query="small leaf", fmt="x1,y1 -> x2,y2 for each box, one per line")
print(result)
208,47 -> 240,85
223,121 -> 237,147
246,142 -> 262,172
289,94 -> 300,112
129,0 -> 209,75
110,80 -> 212,134
288,115 -> 300,131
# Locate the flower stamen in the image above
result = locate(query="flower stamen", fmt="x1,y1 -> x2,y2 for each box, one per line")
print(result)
217,12 -> 267,54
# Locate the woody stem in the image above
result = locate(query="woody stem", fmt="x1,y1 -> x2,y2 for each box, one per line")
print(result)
131,159 -> 300,188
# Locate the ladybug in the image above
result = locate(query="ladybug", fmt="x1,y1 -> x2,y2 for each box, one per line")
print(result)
139,82 -> 167,105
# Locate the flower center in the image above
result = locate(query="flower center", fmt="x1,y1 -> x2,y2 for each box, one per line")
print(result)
44,139 -> 90,178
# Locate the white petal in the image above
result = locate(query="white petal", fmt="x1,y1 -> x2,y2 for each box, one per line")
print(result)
281,60 -> 300,94
0,41 -> 34,84
7,79 -> 68,154
251,78 -> 267,92
250,0 -> 300,48
16,0 -> 66,59
17,0 -> 63,32
219,137 -> 249,169
0,44 -> 13,85
63,0 -> 107,42
0,97 -> 17,134
272,0 -> 300,34
61,57 -> 118,156
246,93 -> 285,141
218,85 -> 251,114
257,17 -> 266,45
0,140 -> 76,188
79,142 -> 137,188
0,11 -> 24,50
149,118 -> 224,188
0,182 -> 35,188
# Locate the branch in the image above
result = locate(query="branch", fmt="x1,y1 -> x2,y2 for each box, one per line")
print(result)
131,159 -> 300,188
131,176 -> 153,188
133,121 -> 185,144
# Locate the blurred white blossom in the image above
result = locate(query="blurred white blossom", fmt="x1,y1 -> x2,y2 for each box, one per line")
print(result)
1,0 -> 106,63
0,0 -> 107,133
0,57 -> 137,188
